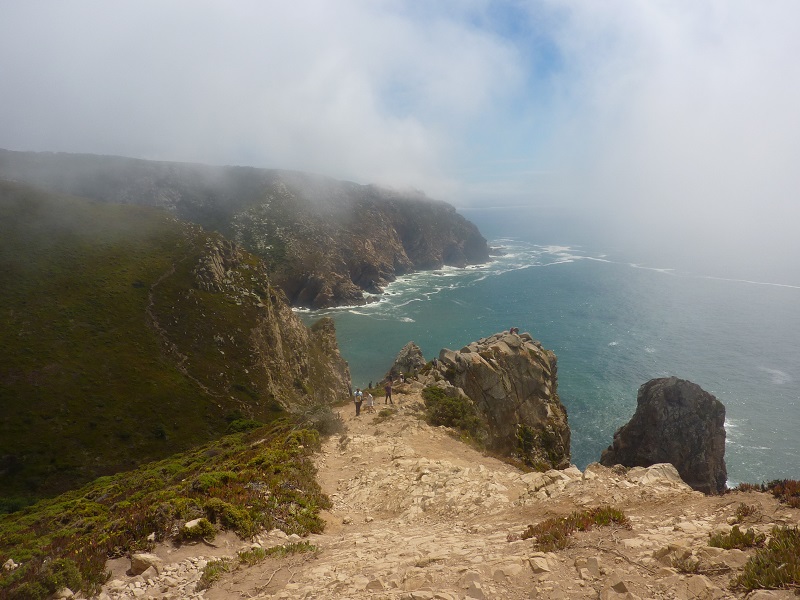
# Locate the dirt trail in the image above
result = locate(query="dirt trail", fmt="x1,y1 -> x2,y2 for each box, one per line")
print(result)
101,390 -> 799,599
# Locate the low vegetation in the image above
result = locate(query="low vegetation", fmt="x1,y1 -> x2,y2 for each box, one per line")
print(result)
733,526 -> 800,592
519,506 -> 631,552
373,407 -> 396,424
672,555 -> 701,574
196,558 -> 232,591
197,541 -> 317,591
421,385 -> 486,444
708,525 -> 766,550
0,421 -> 330,600
0,182 -> 298,505
766,479 -> 800,508
733,479 -> 800,509
732,502 -> 761,524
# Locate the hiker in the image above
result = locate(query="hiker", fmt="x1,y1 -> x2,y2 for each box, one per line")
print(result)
384,380 -> 393,404
354,388 -> 363,416
365,391 -> 375,413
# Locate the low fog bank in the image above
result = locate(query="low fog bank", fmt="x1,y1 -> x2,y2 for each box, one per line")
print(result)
464,204 -> 800,287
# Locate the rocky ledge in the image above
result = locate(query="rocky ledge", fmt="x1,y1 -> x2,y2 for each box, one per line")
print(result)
89,393 -> 799,600
409,330 -> 571,470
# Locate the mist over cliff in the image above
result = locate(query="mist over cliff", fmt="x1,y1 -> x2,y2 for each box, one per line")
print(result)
0,149 -> 489,308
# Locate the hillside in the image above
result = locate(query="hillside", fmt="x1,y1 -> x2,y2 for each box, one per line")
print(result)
0,150 -> 490,308
0,180 -> 350,506
92,389 -> 800,599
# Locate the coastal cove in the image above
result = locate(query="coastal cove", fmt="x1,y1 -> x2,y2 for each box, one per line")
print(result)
299,238 -> 800,486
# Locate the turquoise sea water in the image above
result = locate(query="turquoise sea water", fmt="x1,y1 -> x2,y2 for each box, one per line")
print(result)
299,231 -> 799,485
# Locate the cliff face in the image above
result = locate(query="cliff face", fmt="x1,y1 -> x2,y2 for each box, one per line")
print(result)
187,236 -> 351,410
0,180 -> 350,501
0,149 -> 490,308
419,331 -> 571,470
600,377 -> 727,494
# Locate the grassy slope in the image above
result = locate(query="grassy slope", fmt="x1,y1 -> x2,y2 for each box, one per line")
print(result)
0,421 -> 329,599
0,181 -> 287,505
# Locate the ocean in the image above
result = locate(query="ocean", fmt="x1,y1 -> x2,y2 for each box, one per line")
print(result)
298,218 -> 799,485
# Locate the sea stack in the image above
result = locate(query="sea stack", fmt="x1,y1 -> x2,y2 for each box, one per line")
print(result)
600,377 -> 727,494
430,331 -> 571,469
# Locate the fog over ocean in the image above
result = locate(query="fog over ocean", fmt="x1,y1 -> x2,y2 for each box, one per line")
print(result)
300,213 -> 800,485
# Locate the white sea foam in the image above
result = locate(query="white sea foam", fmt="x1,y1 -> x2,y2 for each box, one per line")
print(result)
759,367 -> 791,385
698,275 -> 800,290
644,347 -> 656,353
628,263 -> 676,274
608,341 -> 618,347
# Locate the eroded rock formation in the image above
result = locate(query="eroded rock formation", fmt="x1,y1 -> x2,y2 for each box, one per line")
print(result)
600,376 -> 727,494
422,331 -> 571,469
384,341 -> 427,381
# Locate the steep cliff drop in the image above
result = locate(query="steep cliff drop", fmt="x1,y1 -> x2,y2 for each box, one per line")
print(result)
414,330 -> 571,470
600,377 -> 727,494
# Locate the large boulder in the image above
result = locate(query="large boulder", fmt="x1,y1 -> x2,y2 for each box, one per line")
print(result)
385,341 -> 427,381
432,331 -> 570,469
600,377 -> 727,494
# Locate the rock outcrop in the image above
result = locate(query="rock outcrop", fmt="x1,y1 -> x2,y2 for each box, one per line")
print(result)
384,341 -> 427,381
600,377 -> 727,494
91,394 -> 800,600
0,149 -> 490,308
423,331 -> 570,469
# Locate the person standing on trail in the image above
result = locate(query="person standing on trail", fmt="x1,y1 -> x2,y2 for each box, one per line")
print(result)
384,381 -> 393,405
354,388 -> 363,416
365,391 -> 375,413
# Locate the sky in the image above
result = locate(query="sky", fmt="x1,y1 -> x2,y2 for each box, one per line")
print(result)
2,1 -> 799,281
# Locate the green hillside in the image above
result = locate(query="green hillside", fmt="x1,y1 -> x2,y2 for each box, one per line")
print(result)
0,180 -> 348,508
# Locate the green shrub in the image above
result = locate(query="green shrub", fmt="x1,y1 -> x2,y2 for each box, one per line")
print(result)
237,546 -> 268,566
373,408 -> 396,424
192,471 -> 238,493
263,541 -> 317,558
196,558 -> 232,591
227,419 -> 264,433
179,518 -> 216,542
422,386 -> 486,442
709,525 -> 765,550
0,423 -> 331,599
733,526 -> 800,592
204,498 -> 254,537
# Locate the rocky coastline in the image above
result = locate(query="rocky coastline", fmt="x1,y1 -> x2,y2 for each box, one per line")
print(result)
0,149 -> 490,308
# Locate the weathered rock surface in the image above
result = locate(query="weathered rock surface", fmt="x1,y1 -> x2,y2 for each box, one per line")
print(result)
600,377 -> 727,494
0,149 -> 490,308
425,331 -> 570,469
385,342 -> 427,381
92,391 -> 799,599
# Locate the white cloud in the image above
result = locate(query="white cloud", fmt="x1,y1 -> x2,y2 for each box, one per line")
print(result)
1,0 -> 798,279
